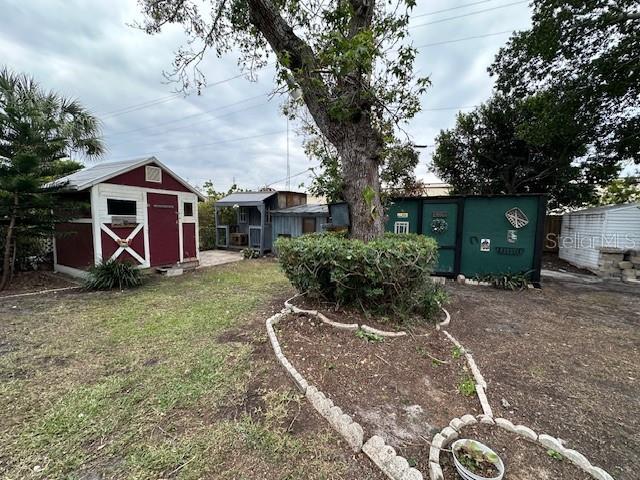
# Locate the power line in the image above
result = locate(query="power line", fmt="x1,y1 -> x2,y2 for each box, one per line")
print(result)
415,30 -> 515,48
410,1 -> 529,29
107,130 -> 286,160
106,92 -> 270,137
412,0 -> 496,19
107,102 -> 270,148
100,63 -> 276,119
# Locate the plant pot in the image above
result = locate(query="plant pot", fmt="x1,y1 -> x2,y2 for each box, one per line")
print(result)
451,439 -> 505,480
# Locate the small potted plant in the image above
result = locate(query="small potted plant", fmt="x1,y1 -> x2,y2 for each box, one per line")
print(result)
451,439 -> 505,480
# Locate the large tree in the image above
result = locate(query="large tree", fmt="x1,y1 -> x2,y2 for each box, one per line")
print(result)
490,0 -> 639,164
432,92 -> 619,208
138,0 -> 428,241
0,68 -> 104,290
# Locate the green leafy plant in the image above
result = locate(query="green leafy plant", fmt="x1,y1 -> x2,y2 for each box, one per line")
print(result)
84,259 -> 144,290
457,375 -> 476,397
474,270 -> 532,291
547,449 -> 563,461
454,442 -> 499,477
452,346 -> 463,359
241,248 -> 259,259
355,329 -> 384,343
276,233 -> 445,321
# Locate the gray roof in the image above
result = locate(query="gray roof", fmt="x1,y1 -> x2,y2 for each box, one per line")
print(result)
565,202 -> 640,215
47,156 -> 205,200
215,191 -> 277,207
271,204 -> 329,217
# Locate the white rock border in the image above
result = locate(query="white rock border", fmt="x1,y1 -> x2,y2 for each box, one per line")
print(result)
0,285 -> 81,300
266,310 -> 366,453
428,415 -> 614,480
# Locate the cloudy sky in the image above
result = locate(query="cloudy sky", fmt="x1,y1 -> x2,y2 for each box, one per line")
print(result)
2,0 -> 534,192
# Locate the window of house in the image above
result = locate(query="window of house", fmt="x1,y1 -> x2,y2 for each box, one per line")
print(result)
394,221 -> 409,234
183,202 -> 193,217
145,165 -> 162,183
107,199 -> 136,216
239,208 -> 248,223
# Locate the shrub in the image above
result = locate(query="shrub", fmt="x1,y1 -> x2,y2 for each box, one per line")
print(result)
84,259 -> 144,290
276,233 -> 444,320
242,248 -> 259,259
474,270 -> 532,290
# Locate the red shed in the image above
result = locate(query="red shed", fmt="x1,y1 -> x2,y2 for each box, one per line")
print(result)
51,157 -> 205,277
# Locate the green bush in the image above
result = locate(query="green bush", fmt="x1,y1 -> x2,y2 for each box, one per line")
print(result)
276,233 -> 444,320
84,259 -> 144,290
242,248 -> 259,259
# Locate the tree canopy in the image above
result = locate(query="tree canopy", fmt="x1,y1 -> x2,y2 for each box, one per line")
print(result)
432,92 -> 619,208
489,0 -> 639,165
138,0 -> 428,240
0,67 -> 104,289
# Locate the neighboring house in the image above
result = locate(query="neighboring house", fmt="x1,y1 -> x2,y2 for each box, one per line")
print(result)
559,203 -> 640,274
214,190 -> 307,255
49,157 -> 205,277
423,182 -> 451,196
271,204 -> 329,252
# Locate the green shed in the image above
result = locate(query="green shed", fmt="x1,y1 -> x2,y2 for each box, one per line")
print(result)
385,195 -> 546,283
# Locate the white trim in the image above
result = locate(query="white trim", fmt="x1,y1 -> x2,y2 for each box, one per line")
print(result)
91,186 -> 102,264
100,222 -> 147,267
143,191 -> 151,268
54,263 -> 90,279
394,221 -> 410,234
194,200 -> 200,260
69,157 -> 205,200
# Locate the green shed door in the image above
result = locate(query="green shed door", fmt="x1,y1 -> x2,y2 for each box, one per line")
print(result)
421,200 -> 460,274
460,196 -> 540,278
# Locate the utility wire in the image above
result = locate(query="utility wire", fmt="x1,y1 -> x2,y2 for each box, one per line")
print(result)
412,0 -> 496,19
415,30 -> 515,48
410,1 -> 529,29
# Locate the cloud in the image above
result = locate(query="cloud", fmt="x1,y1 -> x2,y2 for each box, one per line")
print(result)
1,0 -> 532,191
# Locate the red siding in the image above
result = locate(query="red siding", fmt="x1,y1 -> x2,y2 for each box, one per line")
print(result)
101,225 -> 146,265
182,223 -> 197,259
55,223 -> 94,269
104,163 -> 190,192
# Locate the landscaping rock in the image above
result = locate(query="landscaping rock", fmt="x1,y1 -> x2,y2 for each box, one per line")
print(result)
460,414 -> 478,426
428,445 -> 440,464
538,434 -> 563,452
561,448 -> 592,472
440,426 -> 459,446
431,433 -> 446,449
429,461 -> 444,480
361,324 -> 407,337
618,261 -> 633,269
588,465 -> 615,480
456,274 -> 466,284
449,417 -> 464,431
514,424 -> 537,442
476,384 -> 493,416
477,414 -> 495,425
494,417 -> 516,433
401,468 -> 423,480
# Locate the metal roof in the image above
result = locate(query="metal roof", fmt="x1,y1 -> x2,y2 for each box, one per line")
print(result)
215,191 -> 277,207
46,156 -> 205,200
271,204 -> 329,216
564,202 -> 640,215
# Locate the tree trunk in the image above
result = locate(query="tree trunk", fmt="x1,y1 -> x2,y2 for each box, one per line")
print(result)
339,130 -> 384,241
0,194 -> 18,291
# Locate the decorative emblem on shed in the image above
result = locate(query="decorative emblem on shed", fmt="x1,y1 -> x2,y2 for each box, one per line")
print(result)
505,207 -> 529,229
431,218 -> 448,234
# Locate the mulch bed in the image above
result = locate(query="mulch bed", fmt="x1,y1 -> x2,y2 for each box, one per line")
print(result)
0,271 -> 78,297
441,424 -> 590,479
276,310 -> 481,474
445,280 -> 639,480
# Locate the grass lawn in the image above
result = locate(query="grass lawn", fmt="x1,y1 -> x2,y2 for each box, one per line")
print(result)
0,260 -> 380,480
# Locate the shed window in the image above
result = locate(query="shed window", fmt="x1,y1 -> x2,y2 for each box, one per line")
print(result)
183,202 -> 193,217
239,208 -> 248,223
394,221 -> 409,234
107,199 -> 136,216
145,165 -> 162,183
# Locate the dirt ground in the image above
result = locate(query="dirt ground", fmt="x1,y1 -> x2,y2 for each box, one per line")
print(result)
542,252 -> 596,275
276,312 -> 481,473
445,278 -> 640,480
441,424 -> 590,480
0,270 -> 78,297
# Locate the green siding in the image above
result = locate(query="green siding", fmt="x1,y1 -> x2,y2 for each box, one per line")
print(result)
385,199 -> 419,233
460,196 -> 540,277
